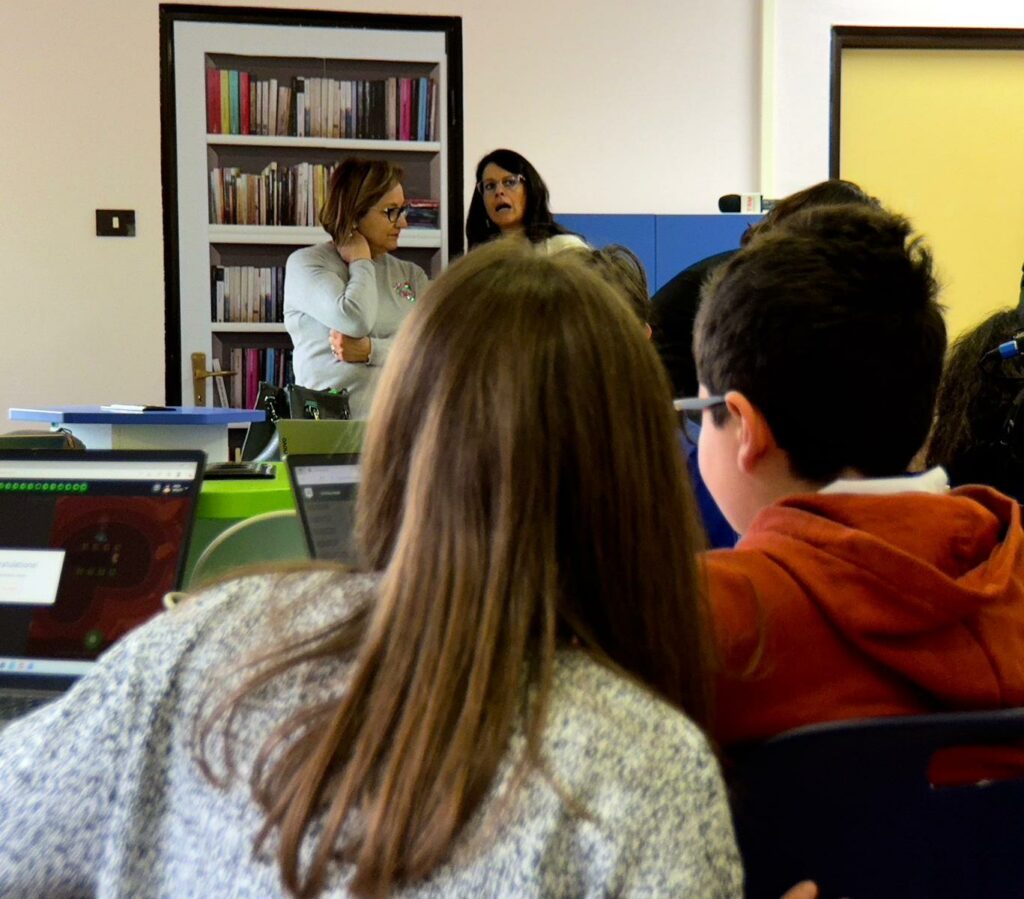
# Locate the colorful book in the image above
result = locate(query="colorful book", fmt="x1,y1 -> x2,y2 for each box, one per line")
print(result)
240,71 -> 250,135
229,70 -> 240,134
220,70 -> 230,134
417,76 -> 428,141
206,68 -> 220,134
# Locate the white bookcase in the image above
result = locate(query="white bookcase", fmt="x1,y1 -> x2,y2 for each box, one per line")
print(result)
160,7 -> 463,408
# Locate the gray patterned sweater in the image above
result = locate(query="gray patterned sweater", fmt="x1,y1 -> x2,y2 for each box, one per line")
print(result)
0,572 -> 742,898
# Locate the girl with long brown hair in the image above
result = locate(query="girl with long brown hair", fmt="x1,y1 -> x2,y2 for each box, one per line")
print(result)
0,240 -> 741,898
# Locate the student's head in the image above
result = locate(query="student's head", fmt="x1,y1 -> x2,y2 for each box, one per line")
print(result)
361,239 -> 708,710
565,244 -> 652,330
740,178 -> 880,246
319,157 -> 406,253
926,307 -> 1024,500
653,178 -> 878,400
465,148 -> 566,248
694,204 -> 945,532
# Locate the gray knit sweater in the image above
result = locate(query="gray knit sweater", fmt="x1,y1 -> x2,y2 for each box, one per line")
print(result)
284,243 -> 429,419
0,571 -> 742,898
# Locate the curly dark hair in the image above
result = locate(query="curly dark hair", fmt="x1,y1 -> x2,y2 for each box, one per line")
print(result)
926,307 -> 1024,499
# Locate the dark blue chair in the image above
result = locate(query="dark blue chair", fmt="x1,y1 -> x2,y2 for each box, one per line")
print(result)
728,708 -> 1024,899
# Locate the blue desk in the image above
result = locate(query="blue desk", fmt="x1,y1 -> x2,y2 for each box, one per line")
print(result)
9,406 -> 263,462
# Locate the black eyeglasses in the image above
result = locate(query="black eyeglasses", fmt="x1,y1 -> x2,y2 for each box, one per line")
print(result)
673,396 -> 726,412
377,204 -> 410,224
675,395 -> 726,448
477,174 -> 525,195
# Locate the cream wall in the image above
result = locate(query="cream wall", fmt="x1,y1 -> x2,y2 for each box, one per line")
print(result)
0,0 -> 760,421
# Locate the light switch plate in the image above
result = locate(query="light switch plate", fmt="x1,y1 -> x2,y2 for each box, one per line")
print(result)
96,209 -> 136,237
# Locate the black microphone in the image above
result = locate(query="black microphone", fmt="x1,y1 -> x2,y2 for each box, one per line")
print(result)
718,193 -> 778,214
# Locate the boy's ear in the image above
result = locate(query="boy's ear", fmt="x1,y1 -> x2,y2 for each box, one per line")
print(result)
724,390 -> 778,474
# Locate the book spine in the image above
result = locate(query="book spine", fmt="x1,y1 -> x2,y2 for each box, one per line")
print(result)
229,70 -> 240,134
220,70 -> 230,134
210,359 -> 230,408
206,68 -> 220,134
240,71 -> 250,135
277,85 -> 290,137
268,77 -> 278,137
400,78 -> 411,141
418,76 -> 428,141
293,77 -> 304,137
231,348 -> 243,408
245,348 -> 259,408
429,79 -> 438,141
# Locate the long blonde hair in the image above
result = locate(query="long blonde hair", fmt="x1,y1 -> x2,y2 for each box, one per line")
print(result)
198,239 -> 711,898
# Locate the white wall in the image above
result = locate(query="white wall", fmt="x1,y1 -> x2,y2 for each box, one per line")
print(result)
767,0 -> 1024,195
0,0 -> 760,422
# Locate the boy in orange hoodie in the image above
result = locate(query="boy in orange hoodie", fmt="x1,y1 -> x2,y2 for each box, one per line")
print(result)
689,203 -> 1024,747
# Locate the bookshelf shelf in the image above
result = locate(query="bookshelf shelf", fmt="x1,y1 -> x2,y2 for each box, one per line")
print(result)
208,226 -> 441,247
211,323 -> 289,333
161,7 -> 463,410
206,135 -> 441,153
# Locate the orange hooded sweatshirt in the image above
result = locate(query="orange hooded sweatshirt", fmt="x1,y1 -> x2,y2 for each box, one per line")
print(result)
706,484 -> 1024,748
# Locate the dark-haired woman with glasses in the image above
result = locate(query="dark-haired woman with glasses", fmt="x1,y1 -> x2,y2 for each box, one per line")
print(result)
284,157 -> 429,419
466,148 -> 587,252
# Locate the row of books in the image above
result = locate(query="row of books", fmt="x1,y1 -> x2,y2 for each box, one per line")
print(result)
211,266 -> 285,323
209,162 -> 440,230
219,347 -> 294,409
205,69 -> 439,142
209,161 -> 334,227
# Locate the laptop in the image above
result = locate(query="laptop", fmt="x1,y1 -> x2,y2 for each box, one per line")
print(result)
0,450 -> 205,724
286,453 -> 360,565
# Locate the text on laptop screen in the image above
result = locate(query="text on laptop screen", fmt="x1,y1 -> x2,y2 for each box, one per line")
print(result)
0,456 -> 200,676
292,460 -> 360,565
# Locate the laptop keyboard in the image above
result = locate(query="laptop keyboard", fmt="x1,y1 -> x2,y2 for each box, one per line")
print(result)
0,690 -> 57,726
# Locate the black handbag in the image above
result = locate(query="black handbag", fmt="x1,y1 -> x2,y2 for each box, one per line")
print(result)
285,384 -> 351,421
241,382 -> 351,460
252,382 -> 351,422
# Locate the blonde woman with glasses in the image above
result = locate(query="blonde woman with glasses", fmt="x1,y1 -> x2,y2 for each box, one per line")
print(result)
0,240 -> 744,898
284,157 -> 429,419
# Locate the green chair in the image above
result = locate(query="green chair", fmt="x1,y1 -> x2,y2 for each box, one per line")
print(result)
185,509 -> 308,589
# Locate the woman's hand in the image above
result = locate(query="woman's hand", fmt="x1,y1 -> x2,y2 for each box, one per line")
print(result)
329,329 -> 372,364
337,230 -> 371,264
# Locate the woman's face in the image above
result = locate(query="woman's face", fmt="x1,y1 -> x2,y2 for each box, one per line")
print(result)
479,162 -> 527,233
357,183 -> 408,257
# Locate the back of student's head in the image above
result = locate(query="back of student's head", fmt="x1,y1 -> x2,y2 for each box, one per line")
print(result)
201,237 -> 711,899
740,178 -> 880,246
562,243 -> 651,325
696,204 -> 946,482
302,237 -> 706,894
361,238 -> 707,694
927,307 -> 1024,500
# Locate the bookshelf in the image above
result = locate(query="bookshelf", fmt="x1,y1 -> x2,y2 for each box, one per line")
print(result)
160,6 -> 463,408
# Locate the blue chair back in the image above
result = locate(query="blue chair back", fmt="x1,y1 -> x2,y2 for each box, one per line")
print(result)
729,708 -> 1024,899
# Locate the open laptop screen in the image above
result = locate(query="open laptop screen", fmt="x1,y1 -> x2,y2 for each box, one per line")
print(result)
0,451 -> 204,686
286,454 -> 360,566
